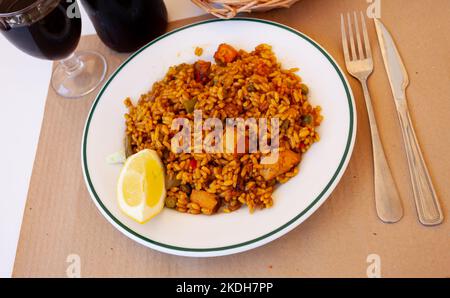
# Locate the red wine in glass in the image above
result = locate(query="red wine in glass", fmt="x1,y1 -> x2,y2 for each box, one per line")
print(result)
80,0 -> 168,53
0,0 -> 107,98
0,0 -> 81,60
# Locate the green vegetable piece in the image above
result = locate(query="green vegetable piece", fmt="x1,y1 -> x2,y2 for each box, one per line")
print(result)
301,114 -> 313,126
300,84 -> 309,95
183,99 -> 197,113
180,184 -> 192,194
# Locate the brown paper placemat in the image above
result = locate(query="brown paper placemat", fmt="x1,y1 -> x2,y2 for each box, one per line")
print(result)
13,0 -> 450,277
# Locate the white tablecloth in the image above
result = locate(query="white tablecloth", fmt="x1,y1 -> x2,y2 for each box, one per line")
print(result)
0,0 -> 205,278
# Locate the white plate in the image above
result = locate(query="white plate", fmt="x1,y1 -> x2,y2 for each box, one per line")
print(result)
82,18 -> 356,257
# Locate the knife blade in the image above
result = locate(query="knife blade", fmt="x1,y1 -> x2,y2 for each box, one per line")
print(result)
374,18 -> 409,101
374,18 -> 444,226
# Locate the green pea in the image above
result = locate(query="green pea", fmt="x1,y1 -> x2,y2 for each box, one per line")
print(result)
165,197 -> 177,209
301,114 -> 313,126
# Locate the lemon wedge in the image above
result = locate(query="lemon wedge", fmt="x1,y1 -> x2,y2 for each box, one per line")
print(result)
117,149 -> 166,224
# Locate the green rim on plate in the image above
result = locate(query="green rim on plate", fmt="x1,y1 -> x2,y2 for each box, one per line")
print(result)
82,18 -> 355,253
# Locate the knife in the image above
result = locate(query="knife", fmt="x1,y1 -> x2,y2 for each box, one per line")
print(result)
374,18 -> 444,226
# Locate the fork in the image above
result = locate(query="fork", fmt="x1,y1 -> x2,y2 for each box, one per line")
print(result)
341,12 -> 403,223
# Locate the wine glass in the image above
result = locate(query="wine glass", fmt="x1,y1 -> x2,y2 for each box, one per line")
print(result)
0,0 -> 107,98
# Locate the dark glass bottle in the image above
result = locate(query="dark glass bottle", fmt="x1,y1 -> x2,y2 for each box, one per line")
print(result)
80,0 -> 168,53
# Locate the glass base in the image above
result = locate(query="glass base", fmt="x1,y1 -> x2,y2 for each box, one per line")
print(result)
52,51 -> 107,98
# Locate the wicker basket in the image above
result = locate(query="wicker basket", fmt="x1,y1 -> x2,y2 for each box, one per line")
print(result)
191,0 -> 300,19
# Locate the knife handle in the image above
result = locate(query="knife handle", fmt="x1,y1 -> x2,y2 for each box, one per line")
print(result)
396,100 -> 444,226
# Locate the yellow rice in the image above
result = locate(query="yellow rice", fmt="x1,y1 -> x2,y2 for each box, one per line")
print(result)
124,44 -> 323,215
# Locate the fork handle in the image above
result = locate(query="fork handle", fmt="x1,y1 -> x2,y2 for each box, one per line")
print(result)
395,99 -> 443,225
361,80 -> 403,223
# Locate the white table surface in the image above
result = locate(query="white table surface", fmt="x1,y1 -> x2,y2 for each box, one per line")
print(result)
0,0 -> 204,278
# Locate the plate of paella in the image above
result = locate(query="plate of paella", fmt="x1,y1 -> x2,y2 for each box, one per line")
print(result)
82,18 -> 356,257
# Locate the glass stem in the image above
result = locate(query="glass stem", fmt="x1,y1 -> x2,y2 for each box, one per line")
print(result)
60,53 -> 83,75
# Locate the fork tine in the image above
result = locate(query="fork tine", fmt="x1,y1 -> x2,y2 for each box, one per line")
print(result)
353,12 -> 364,59
360,11 -> 372,59
346,13 -> 357,60
340,14 -> 351,63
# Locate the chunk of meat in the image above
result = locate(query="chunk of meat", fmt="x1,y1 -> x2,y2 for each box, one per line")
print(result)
214,43 -> 239,65
260,149 -> 301,180
190,190 -> 219,212
193,60 -> 211,84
